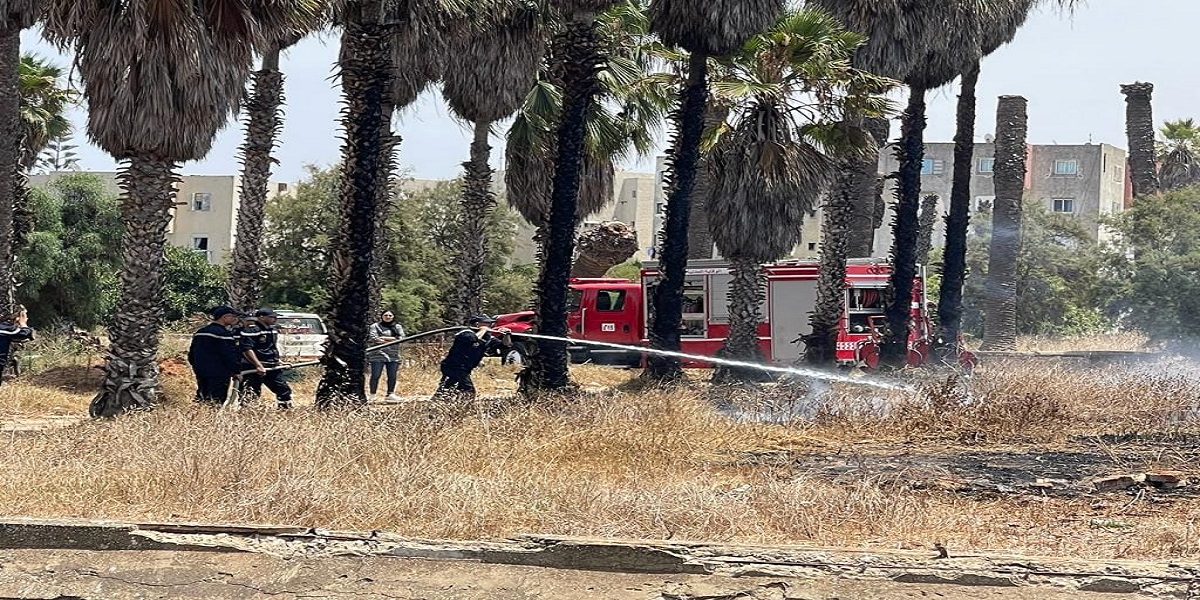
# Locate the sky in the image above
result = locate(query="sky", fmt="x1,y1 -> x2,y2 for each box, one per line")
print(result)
22,1 -> 1200,182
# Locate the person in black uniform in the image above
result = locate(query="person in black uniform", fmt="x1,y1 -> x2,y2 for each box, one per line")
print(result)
0,306 -> 33,386
239,308 -> 293,409
187,306 -> 243,405
434,315 -> 511,400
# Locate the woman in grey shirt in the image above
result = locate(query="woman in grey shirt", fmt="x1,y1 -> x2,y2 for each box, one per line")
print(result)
367,310 -> 405,400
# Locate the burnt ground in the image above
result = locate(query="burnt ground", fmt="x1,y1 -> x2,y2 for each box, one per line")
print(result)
720,433 -> 1200,500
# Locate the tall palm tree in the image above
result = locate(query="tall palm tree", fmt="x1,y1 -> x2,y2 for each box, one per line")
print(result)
980,95 -> 1027,352
227,32 -> 309,313
1157,118 -> 1200,190
1122,82 -> 1159,199
685,97 -> 732,261
443,4 -> 544,323
44,0 -> 321,417
643,0 -> 785,382
0,2 -> 47,317
915,193 -> 938,265
845,116 -> 888,258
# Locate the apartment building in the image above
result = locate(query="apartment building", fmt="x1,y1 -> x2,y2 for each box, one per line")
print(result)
792,141 -> 1131,259
29,171 -> 293,265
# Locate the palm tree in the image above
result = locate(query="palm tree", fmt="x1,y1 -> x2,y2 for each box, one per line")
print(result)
685,97 -> 732,260
44,0 -> 321,417
1157,118 -> 1200,191
443,4 -> 545,323
915,193 -> 938,266
845,116 -> 888,257
705,8 -> 886,380
227,32 -> 309,313
643,0 -> 785,382
507,0 -> 669,392
0,2 -> 48,317
980,95 -> 1027,352
15,54 -> 74,259
1122,82 -> 1159,198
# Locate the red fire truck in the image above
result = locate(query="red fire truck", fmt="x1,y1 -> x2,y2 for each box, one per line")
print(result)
493,258 -> 974,369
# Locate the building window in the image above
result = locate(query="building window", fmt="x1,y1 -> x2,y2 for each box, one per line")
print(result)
977,157 -> 995,173
276,182 -> 289,193
807,242 -> 817,251
630,189 -> 638,199
191,192 -> 212,211
191,236 -> 212,262
1052,160 -> 1079,176
1052,198 -> 1075,213
920,158 -> 945,175
1113,165 -> 1124,183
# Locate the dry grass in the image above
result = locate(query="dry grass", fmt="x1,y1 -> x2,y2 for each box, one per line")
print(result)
1016,332 -> 1151,353
2,338 -> 1200,561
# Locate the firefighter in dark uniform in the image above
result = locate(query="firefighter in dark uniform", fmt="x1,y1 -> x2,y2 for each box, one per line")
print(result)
187,306 -> 243,405
434,315 -> 511,400
239,308 -> 293,409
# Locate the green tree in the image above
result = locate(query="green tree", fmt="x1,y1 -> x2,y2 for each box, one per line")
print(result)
161,245 -> 225,324
1157,118 -> 1200,191
261,165 -> 339,311
1106,186 -> 1200,343
18,173 -> 120,329
962,200 -> 1111,339
45,0 -> 323,417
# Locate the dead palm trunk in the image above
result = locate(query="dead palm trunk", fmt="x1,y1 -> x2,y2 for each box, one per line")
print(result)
0,27 -> 19,315
1121,82 -> 1159,198
936,60 -> 978,359
228,44 -> 288,312
368,97 -> 397,320
90,158 -> 179,417
881,85 -> 926,366
980,95 -> 1027,352
316,11 -> 393,408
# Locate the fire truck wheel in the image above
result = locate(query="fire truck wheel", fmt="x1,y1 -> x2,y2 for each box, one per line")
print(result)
502,343 -> 528,366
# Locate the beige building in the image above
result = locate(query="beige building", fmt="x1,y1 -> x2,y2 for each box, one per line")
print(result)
30,171 -> 293,265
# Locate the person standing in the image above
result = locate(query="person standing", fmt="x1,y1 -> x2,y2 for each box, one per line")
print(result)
187,306 -> 242,404
434,315 -> 510,400
367,309 -> 405,401
239,308 -> 293,409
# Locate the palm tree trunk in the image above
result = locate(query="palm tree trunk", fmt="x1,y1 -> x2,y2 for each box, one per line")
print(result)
451,119 -> 495,322
881,85 -> 926,366
316,16 -> 393,408
980,95 -> 1027,352
936,63 -> 984,357
527,15 -> 604,393
0,28 -> 20,315
89,157 -> 179,418
936,62 -> 978,359
847,117 -> 889,258
686,100 -> 730,260
645,51 -> 708,382
916,193 -> 938,266
228,47 -> 286,312
805,170 -> 852,366
369,98 -> 397,320
712,256 -> 770,383
1121,82 -> 1159,198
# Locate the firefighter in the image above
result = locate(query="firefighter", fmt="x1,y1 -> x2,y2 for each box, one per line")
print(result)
187,306 -> 243,405
434,315 -> 511,400
239,308 -> 293,409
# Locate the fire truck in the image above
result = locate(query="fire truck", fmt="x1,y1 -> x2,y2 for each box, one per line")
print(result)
492,258 -> 974,369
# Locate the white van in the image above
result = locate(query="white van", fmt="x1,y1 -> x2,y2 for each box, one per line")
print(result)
274,311 -> 328,361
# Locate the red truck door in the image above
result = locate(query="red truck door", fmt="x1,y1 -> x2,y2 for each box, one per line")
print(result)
580,285 -> 640,345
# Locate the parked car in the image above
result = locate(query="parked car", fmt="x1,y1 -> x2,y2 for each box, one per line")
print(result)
274,311 -> 328,361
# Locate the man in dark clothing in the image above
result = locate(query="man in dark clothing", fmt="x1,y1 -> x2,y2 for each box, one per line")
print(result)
0,306 -> 33,387
239,308 -> 293,409
187,306 -> 243,405
434,315 -> 511,400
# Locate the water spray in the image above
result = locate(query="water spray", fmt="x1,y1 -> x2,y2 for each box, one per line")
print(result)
507,331 -> 915,392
